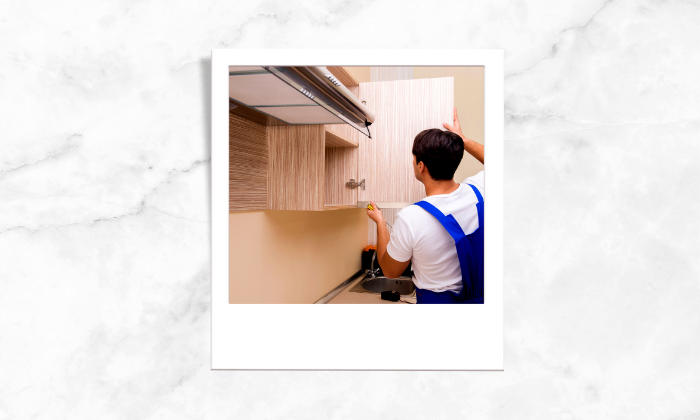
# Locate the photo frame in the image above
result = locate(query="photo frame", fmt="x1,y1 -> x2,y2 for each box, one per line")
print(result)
212,49 -> 504,370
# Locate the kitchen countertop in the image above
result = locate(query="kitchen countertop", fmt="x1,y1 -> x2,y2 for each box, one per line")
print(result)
326,274 -> 417,304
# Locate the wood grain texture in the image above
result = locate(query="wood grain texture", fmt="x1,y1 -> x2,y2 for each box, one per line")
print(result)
327,67 -> 359,87
229,113 -> 268,211
267,125 -> 325,211
358,77 -> 454,203
325,129 -> 358,148
324,146 -> 357,207
323,204 -> 357,211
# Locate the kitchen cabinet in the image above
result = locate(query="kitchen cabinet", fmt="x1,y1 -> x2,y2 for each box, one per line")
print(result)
228,72 -> 454,212
267,124 -> 359,211
229,112 -> 359,212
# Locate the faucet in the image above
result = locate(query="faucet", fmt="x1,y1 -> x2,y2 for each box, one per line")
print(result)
365,251 -> 382,278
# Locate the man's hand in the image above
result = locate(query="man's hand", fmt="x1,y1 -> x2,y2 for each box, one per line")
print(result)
366,201 -> 384,225
443,106 -> 464,138
443,107 -> 484,164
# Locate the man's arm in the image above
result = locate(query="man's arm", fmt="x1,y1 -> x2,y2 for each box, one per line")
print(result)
443,107 -> 484,164
367,202 -> 410,278
463,137 -> 484,165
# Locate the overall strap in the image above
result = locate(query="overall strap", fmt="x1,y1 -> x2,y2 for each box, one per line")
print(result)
466,184 -> 484,229
413,200 -> 465,242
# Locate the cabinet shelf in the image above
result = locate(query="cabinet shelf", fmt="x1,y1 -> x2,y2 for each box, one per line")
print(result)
324,126 -> 358,148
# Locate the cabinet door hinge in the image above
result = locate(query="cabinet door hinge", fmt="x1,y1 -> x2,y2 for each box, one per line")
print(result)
346,179 -> 365,190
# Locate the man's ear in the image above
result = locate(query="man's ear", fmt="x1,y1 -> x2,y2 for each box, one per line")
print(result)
419,162 -> 432,181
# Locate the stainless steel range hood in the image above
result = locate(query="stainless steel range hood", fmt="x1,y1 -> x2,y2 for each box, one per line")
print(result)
228,66 -> 375,138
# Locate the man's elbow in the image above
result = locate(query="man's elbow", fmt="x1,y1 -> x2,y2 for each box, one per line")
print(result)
381,264 -> 404,279
378,253 -> 407,278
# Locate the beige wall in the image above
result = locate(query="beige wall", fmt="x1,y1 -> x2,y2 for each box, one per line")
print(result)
230,209 -> 368,304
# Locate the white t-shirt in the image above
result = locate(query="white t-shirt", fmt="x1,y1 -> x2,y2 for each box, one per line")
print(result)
386,171 -> 484,294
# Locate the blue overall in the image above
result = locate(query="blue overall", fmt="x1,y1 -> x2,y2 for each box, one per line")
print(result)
413,184 -> 484,304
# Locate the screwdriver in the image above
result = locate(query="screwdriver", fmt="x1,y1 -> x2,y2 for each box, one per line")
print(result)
366,203 -> 392,230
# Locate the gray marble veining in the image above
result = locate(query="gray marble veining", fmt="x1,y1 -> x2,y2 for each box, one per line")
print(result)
1,0 -> 699,418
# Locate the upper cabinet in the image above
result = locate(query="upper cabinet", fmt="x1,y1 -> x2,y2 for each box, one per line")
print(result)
229,113 -> 360,212
229,71 -> 454,212
267,124 -> 359,211
357,77 -> 454,204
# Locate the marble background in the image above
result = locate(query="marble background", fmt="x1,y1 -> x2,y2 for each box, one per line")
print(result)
1,0 -> 698,418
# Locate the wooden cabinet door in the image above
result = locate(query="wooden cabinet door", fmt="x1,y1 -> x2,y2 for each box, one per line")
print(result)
324,145 -> 358,209
357,77 -> 454,204
324,123 -> 360,210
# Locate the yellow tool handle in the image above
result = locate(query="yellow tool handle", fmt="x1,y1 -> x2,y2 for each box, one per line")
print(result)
367,203 -> 374,211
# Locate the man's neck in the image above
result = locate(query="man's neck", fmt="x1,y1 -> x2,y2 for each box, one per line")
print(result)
423,178 -> 460,197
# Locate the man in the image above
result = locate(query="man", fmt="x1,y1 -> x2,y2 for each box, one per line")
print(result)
366,108 -> 485,304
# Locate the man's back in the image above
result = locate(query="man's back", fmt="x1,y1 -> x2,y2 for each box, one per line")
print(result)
386,171 -> 485,294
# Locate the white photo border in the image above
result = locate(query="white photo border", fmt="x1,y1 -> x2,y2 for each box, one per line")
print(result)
212,49 -> 504,370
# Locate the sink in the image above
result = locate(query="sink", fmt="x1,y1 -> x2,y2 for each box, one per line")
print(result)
360,276 -> 415,296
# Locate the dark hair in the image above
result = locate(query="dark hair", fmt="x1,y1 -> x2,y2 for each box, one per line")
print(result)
412,129 -> 464,180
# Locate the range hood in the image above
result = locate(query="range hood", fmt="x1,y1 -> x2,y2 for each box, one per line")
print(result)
228,66 -> 375,138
